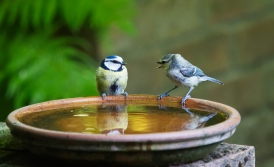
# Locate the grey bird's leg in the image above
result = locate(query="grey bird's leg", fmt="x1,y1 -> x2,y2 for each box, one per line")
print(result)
182,106 -> 194,117
158,85 -> 178,100
181,86 -> 194,104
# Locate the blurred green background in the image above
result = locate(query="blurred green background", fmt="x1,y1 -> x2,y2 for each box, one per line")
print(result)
0,0 -> 135,121
1,0 -> 274,166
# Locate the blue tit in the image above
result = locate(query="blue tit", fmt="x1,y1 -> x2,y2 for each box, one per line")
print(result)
157,54 -> 224,104
96,55 -> 128,99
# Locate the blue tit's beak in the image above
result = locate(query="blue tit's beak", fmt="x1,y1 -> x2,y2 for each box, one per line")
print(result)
122,62 -> 127,65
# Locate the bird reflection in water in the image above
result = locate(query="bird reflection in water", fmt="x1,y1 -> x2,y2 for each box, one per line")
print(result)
158,104 -> 217,131
96,104 -> 128,135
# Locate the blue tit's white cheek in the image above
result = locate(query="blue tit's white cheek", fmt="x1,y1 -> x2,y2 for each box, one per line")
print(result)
115,57 -> 123,63
104,62 -> 121,71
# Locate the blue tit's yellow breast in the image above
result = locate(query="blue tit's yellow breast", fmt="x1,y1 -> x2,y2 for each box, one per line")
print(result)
96,66 -> 128,95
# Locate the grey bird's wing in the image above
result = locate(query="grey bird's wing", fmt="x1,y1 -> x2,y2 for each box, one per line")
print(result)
180,66 -> 205,77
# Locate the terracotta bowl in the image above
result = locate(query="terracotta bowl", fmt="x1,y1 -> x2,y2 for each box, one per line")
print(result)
6,95 -> 241,166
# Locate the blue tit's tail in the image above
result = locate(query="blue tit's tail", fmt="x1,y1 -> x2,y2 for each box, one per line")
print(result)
205,76 -> 224,85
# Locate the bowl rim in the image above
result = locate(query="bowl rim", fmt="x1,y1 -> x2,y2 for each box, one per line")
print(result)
6,94 -> 241,150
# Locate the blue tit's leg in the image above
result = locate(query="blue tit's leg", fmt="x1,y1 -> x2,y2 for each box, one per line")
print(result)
181,86 -> 194,104
123,92 -> 128,99
158,85 -> 178,100
182,106 -> 194,117
101,93 -> 107,100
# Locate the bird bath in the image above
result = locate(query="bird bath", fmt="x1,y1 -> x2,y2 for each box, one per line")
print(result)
6,95 -> 240,166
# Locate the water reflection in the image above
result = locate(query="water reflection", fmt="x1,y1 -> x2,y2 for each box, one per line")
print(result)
159,104 -> 217,131
20,103 -> 223,134
96,104 -> 128,135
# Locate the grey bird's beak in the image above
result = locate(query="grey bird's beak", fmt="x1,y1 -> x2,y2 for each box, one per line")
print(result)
157,61 -> 163,68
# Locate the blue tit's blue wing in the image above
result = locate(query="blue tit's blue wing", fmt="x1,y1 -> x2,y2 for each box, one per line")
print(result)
180,66 -> 205,77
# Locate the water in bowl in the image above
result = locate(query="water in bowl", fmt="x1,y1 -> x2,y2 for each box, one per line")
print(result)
19,103 -> 227,135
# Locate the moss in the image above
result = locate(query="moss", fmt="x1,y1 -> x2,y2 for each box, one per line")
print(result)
0,123 -> 24,150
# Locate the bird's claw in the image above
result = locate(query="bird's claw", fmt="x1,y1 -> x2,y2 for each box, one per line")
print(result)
123,92 -> 128,99
181,95 -> 191,105
101,93 -> 107,100
158,93 -> 169,100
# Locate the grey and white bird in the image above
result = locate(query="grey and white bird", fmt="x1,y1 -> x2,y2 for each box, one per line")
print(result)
165,111 -> 217,131
96,55 -> 128,99
157,54 -> 224,104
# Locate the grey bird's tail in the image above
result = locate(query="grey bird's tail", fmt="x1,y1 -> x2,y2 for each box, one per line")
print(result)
205,76 -> 224,85
199,112 -> 217,123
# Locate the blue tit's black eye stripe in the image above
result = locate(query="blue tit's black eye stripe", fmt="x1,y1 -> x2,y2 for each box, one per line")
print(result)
112,60 -> 120,64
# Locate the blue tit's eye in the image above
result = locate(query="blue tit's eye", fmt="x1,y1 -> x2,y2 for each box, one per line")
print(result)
112,60 -> 120,64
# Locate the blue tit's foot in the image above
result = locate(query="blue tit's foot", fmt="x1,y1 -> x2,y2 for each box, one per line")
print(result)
181,95 -> 191,105
158,93 -> 169,100
101,93 -> 107,100
123,92 -> 128,99
158,104 -> 168,110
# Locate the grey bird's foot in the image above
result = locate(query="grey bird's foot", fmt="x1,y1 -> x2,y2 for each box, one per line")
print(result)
101,93 -> 107,100
123,92 -> 128,99
181,95 -> 191,105
158,93 -> 169,100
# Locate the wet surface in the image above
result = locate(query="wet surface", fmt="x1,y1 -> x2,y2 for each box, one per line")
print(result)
19,103 -> 227,134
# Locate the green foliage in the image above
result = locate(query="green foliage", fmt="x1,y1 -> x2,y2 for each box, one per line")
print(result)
0,0 -> 135,33
1,33 -> 97,108
0,0 -> 135,114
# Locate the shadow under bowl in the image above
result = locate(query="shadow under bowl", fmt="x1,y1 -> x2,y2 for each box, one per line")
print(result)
6,95 -> 241,166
